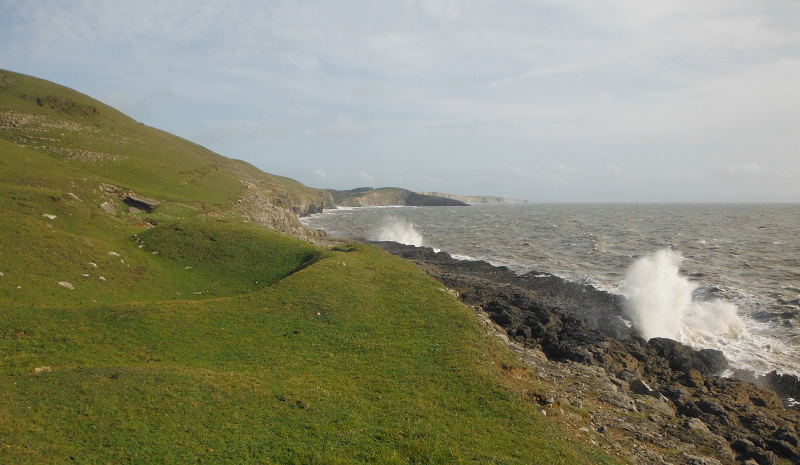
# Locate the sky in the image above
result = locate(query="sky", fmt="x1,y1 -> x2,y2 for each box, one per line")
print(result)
2,1 -> 800,202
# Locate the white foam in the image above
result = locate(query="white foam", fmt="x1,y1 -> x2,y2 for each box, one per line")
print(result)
375,220 -> 424,247
624,249 -> 746,343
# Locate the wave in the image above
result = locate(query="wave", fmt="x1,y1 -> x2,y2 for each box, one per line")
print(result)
624,249 -> 746,344
375,220 -> 424,247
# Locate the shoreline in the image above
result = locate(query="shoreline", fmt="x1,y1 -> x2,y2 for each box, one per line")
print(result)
371,240 -> 800,465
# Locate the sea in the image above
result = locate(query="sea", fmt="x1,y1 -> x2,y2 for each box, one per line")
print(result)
301,203 -> 800,377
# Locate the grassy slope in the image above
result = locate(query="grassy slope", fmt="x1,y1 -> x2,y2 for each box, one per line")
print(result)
0,70 -> 621,464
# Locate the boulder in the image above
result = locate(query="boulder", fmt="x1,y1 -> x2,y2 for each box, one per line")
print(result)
123,194 -> 160,212
98,202 -> 116,215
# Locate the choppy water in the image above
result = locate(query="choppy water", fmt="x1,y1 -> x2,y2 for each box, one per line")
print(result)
301,203 -> 800,376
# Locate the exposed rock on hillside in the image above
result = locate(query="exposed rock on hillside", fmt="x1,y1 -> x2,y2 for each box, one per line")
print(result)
233,181 -> 331,244
24,95 -> 101,117
124,194 -> 160,212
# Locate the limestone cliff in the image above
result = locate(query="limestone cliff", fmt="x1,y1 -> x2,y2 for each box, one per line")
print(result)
419,192 -> 528,204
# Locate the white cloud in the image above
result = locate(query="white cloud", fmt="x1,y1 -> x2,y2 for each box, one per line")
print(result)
724,163 -> 760,174
4,1 -> 800,201
318,116 -> 371,138
359,171 -> 376,183
556,164 -> 577,175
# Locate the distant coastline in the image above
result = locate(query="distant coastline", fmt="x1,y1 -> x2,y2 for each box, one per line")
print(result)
419,192 -> 528,204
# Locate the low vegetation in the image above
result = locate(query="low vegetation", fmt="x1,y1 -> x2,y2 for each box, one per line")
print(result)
0,69 -> 620,463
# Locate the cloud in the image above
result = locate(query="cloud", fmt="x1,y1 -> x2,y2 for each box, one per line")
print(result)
315,169 -> 339,180
556,164 -> 578,175
723,163 -> 760,174
318,116 -> 371,138
359,171 -> 376,183
4,1 -> 800,201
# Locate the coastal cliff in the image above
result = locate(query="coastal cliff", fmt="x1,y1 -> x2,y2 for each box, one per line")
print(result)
419,192 -> 528,204
327,187 -> 468,207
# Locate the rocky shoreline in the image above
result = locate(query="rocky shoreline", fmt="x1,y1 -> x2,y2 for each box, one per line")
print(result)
373,241 -> 800,465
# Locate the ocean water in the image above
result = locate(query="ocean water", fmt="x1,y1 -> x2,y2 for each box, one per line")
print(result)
301,203 -> 800,376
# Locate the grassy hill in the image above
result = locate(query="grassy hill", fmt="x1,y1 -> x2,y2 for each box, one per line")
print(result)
0,70 -> 619,463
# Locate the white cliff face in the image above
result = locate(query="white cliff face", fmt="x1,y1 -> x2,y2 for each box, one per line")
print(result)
418,192 -> 528,204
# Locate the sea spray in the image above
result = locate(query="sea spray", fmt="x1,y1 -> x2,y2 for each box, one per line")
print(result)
624,249 -> 746,343
375,220 -> 424,247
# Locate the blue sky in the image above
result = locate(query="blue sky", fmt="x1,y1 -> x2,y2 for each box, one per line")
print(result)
2,0 -> 800,202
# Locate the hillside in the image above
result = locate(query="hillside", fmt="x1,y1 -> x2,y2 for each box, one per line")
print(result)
0,70 -> 619,463
0,70 -> 333,243
327,187 -> 468,207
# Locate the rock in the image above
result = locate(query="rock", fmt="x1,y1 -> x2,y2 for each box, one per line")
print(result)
57,281 -> 74,289
749,449 -> 779,465
128,206 -> 143,214
30,366 -> 51,375
600,392 -> 637,412
373,241 -> 800,465
773,425 -> 800,446
630,378 -> 656,396
42,213 -> 57,220
123,194 -> 160,212
733,437 -> 758,462
683,454 -> 722,465
758,371 -> 800,402
763,438 -> 800,462
67,192 -> 81,201
647,337 -> 717,375
687,418 -> 710,432
597,315 -> 632,340
98,202 -> 116,215
99,183 -> 121,194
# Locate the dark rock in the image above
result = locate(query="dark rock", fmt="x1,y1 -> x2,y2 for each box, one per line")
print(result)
740,411 -> 777,436
757,371 -> 800,404
763,438 -> 800,461
773,425 -> 800,446
749,448 -> 779,465
647,337 -> 718,375
123,194 -> 161,212
371,241 -> 800,465
630,378 -> 657,396
597,315 -> 632,340
697,349 -> 728,375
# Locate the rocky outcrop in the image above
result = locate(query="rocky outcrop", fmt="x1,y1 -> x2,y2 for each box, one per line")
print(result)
374,241 -> 800,465
123,194 -> 160,212
233,181 -> 340,246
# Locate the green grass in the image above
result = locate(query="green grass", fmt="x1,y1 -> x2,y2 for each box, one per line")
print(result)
1,244 -> 620,464
0,69 -> 622,463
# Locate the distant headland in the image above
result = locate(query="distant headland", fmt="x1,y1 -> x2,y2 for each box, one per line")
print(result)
419,192 -> 529,204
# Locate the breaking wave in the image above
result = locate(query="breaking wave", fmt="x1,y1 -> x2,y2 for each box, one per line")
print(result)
624,249 -> 746,344
375,220 -> 424,247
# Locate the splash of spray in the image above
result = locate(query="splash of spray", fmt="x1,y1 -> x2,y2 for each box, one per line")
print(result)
624,249 -> 746,343
375,220 -> 424,247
